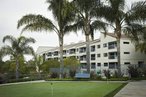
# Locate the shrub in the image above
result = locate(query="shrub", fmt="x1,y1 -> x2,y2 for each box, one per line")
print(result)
143,68 -> 146,77
50,72 -> 58,78
128,66 -> 141,78
103,70 -> 111,79
112,70 -> 119,78
69,70 -> 76,78
90,71 -> 97,80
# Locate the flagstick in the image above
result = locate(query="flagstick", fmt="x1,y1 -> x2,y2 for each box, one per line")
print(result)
51,82 -> 53,96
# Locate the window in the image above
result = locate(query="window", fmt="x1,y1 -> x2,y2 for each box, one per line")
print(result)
108,41 -> 117,49
76,48 -> 78,52
138,61 -> 144,68
80,55 -> 86,61
97,63 -> 101,67
47,52 -> 52,57
104,63 -> 108,67
63,50 -> 66,55
91,45 -> 95,52
124,52 -> 130,54
138,61 -> 144,65
97,54 -> 101,58
97,45 -> 100,49
91,63 -> 96,69
54,51 -> 58,56
81,63 -> 87,69
91,54 -> 96,60
103,43 -> 107,48
103,53 -> 108,57
79,47 -> 86,53
124,62 -> 130,65
69,49 -> 76,54
123,42 -> 129,44
108,52 -> 117,59
109,62 -> 117,69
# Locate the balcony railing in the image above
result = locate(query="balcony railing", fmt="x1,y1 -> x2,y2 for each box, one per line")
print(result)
108,55 -> 117,59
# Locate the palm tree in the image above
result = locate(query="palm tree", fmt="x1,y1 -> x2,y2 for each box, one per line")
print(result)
33,54 -> 43,79
17,0 -> 74,79
71,0 -> 107,73
0,35 -> 35,79
101,0 -> 146,75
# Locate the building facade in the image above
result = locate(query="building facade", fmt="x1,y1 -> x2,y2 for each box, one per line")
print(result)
36,33 -> 146,76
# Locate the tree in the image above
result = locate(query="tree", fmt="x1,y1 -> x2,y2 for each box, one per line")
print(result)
40,59 -> 60,73
64,57 -> 80,78
32,54 -> 43,78
101,0 -> 146,75
64,57 -> 80,70
0,35 -> 35,79
17,0 -> 75,79
71,0 -> 107,73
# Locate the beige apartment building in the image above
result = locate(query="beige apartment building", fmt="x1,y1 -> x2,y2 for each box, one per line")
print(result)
36,33 -> 146,76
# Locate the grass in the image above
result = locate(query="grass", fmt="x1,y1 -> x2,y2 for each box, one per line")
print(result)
0,82 -> 125,97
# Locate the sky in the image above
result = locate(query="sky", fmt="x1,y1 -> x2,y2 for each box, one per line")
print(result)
0,0 -> 142,60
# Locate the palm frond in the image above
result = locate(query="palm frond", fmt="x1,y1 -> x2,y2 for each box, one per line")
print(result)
22,46 -> 34,55
21,22 -> 54,33
91,20 -> 108,32
126,1 -> 146,23
3,35 -> 16,44
17,14 -> 54,31
0,45 -> 14,56
19,36 -> 36,48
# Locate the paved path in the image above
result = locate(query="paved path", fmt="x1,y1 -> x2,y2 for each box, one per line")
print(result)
0,80 -> 45,86
114,80 -> 146,97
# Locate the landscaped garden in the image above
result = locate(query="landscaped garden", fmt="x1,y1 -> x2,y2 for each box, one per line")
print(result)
0,82 -> 125,97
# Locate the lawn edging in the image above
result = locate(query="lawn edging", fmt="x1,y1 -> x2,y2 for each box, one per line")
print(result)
104,83 -> 127,97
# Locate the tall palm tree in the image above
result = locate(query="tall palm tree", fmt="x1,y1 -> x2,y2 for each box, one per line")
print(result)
17,0 -> 74,79
71,0 -> 107,73
0,35 -> 35,79
101,0 -> 146,75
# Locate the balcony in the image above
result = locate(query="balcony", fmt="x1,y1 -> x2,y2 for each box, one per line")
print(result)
54,51 -> 58,56
79,47 -> 86,53
80,55 -> 86,61
47,52 -> 52,57
108,52 -> 117,59
91,45 -> 95,52
63,50 -> 66,55
80,63 -> 87,69
69,49 -> 76,54
108,41 -> 117,49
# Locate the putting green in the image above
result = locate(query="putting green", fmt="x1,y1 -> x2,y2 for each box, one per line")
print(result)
0,82 -> 123,97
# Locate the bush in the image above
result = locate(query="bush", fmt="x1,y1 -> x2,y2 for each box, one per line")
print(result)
143,68 -> 146,77
69,70 -> 76,78
112,70 -> 119,78
103,70 -> 111,79
128,66 -> 141,78
90,71 -> 97,80
50,72 -> 58,78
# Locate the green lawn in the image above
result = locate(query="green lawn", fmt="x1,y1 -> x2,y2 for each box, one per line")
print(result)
0,82 -> 124,97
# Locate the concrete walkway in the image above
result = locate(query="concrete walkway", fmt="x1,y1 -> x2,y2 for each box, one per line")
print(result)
114,80 -> 146,97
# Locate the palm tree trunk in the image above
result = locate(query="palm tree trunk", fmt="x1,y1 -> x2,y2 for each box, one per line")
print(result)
86,35 -> 90,74
117,38 -> 121,76
59,35 -> 64,79
15,58 -> 19,80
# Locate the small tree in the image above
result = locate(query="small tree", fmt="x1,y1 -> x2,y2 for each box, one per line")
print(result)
40,59 -> 60,73
64,57 -> 80,78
